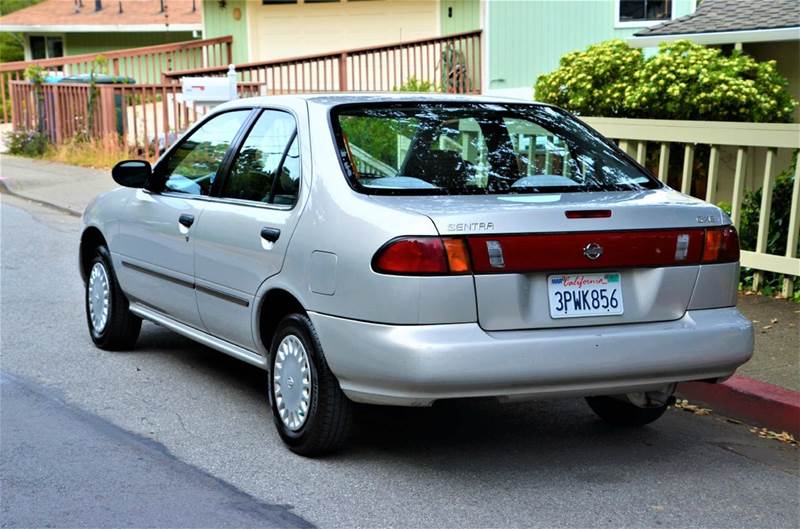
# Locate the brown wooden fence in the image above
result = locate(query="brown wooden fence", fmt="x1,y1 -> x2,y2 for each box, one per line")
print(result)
0,36 -> 233,123
10,79 -> 260,160
163,30 -> 482,94
7,31 -> 481,159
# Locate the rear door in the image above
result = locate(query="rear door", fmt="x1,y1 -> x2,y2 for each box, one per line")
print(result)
191,108 -> 304,350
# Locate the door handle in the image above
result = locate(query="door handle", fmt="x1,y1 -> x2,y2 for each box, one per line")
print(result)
178,214 -> 195,228
260,227 -> 281,243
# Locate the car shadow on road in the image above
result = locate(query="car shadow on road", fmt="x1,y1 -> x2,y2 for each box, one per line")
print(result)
132,323 -> 781,475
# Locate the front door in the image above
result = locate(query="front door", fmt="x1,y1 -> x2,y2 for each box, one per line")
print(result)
192,109 -> 303,350
113,109 -> 252,328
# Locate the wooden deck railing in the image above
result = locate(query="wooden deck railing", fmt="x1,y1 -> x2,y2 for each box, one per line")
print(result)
0,36 -> 233,123
162,30 -> 482,94
583,117 -> 800,296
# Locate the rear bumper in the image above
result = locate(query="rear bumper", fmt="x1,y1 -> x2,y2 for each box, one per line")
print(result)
309,308 -> 754,406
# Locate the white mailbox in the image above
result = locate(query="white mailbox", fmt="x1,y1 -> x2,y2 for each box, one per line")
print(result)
180,65 -> 238,106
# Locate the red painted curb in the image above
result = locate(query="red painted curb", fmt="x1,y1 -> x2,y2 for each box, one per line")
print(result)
678,375 -> 800,436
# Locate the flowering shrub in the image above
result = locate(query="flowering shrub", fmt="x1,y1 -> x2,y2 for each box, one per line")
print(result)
534,40 -> 645,117
393,76 -> 436,92
535,39 -> 797,123
5,129 -> 48,156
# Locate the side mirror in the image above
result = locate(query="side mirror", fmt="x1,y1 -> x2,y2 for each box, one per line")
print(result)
112,160 -> 151,188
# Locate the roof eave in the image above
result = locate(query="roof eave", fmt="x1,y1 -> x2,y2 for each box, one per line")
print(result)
629,27 -> 800,47
0,23 -> 202,33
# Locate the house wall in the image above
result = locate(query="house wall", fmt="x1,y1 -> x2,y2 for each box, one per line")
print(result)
22,31 -> 196,60
487,0 -> 695,99
441,0 -> 481,35
202,0 -> 250,63
244,0 -> 438,63
742,40 -> 800,123
64,32 -> 197,56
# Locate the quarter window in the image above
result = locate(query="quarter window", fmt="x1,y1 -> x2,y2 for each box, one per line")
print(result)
161,110 -> 250,196
222,110 -> 300,206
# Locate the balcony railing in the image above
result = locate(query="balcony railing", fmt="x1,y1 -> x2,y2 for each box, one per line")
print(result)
583,116 -> 800,297
162,30 -> 482,94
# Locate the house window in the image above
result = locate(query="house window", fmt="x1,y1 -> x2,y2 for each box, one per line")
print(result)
617,0 -> 672,26
29,36 -> 64,60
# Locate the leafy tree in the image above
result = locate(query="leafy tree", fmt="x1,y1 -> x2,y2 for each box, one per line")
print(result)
535,39 -> 797,123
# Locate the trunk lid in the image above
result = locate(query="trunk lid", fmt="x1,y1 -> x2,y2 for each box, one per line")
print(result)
371,189 -> 725,330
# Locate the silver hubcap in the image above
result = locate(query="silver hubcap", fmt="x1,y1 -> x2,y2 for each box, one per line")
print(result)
88,262 -> 110,333
273,335 -> 312,431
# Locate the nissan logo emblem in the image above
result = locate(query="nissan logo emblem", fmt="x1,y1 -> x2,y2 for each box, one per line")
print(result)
583,243 -> 603,260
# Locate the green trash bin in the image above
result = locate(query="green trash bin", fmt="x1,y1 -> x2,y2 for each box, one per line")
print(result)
58,74 -> 135,135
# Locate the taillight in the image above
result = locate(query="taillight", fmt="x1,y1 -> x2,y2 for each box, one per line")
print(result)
702,226 -> 740,263
372,237 -> 472,275
467,229 -> 706,273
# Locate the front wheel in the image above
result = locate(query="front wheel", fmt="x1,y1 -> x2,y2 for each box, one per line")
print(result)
585,395 -> 668,427
85,246 -> 141,350
268,314 -> 353,456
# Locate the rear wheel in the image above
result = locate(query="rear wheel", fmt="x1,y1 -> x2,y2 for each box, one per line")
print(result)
585,395 -> 668,427
268,313 -> 353,456
85,246 -> 141,350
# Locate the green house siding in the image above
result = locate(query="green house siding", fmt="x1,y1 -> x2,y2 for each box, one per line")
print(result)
64,32 -> 197,56
202,0 -> 248,63
441,0 -> 481,35
487,0 -> 694,94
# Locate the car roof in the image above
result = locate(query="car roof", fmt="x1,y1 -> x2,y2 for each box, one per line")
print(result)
217,92 -> 547,110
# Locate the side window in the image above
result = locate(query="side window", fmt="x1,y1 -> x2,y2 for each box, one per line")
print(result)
161,110 -> 250,196
222,110 -> 299,205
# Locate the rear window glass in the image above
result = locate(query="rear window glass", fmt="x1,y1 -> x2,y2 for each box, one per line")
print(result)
331,103 -> 659,195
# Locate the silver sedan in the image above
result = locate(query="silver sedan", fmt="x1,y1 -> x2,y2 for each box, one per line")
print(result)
80,94 -> 753,455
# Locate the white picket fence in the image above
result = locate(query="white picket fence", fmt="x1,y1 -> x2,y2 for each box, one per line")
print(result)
583,117 -> 800,297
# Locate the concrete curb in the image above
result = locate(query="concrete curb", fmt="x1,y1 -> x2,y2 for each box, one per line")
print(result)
678,375 -> 800,436
0,178 -> 82,217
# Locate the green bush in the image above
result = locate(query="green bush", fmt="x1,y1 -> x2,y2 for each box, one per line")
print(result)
393,76 -> 436,93
534,40 -> 645,117
535,39 -> 797,123
5,129 -> 49,156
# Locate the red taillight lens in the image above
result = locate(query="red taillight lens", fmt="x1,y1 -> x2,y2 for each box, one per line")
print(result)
373,237 -> 472,275
702,226 -> 740,263
467,229 -> 706,273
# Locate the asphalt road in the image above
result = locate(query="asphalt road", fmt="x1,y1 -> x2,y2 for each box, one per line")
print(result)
2,194 -> 798,529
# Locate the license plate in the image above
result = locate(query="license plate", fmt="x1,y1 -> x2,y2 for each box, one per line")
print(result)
548,273 -> 624,319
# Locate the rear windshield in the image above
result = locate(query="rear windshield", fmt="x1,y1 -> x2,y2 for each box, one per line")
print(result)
331,103 -> 660,195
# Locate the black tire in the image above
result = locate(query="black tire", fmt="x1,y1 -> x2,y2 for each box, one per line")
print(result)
267,313 -> 353,456
84,246 -> 141,350
586,395 -> 668,427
